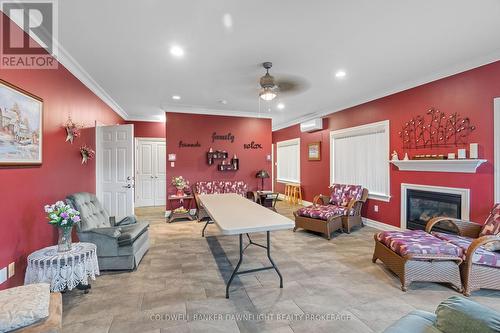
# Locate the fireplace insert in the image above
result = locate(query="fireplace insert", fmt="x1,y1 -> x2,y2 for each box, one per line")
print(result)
406,189 -> 461,233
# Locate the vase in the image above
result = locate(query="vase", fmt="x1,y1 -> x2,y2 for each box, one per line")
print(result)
176,188 -> 185,197
57,226 -> 73,252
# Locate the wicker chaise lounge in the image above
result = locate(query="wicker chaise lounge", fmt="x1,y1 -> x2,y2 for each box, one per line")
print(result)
425,203 -> 500,296
293,184 -> 368,239
372,229 -> 464,292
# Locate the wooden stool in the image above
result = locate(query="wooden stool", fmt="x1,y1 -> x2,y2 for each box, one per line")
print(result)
286,183 -> 302,205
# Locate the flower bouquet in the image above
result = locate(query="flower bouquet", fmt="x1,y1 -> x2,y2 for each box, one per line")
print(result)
44,201 -> 81,252
80,145 -> 95,164
64,117 -> 81,144
171,176 -> 189,196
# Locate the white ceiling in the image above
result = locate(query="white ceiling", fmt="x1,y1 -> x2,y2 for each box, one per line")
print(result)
57,0 -> 500,129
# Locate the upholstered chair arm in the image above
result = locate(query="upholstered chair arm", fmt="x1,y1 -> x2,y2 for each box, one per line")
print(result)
465,235 -> 500,264
115,215 -> 137,226
88,227 -> 122,238
313,195 -> 330,207
346,199 -> 365,216
425,217 -> 483,238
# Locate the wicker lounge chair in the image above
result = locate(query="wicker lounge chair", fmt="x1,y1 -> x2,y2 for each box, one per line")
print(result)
425,203 -> 500,296
293,185 -> 368,239
372,229 -> 463,292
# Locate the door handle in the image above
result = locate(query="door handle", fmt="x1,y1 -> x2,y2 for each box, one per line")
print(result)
127,176 -> 133,181
123,184 -> 132,189
150,176 -> 154,179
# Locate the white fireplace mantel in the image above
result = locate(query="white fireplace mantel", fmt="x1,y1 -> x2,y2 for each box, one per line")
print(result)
391,159 -> 486,173
400,183 -> 470,230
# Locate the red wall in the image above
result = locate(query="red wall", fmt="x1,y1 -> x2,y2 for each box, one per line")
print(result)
0,16 -> 123,289
126,120 -> 165,138
273,61 -> 500,228
166,112 -> 272,208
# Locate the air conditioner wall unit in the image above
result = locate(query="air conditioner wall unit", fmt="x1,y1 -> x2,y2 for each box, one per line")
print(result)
300,118 -> 323,132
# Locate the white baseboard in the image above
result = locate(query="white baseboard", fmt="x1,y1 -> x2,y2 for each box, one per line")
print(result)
362,217 -> 400,231
277,193 -> 312,206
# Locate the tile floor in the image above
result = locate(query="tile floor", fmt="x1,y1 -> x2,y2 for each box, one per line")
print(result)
61,202 -> 500,333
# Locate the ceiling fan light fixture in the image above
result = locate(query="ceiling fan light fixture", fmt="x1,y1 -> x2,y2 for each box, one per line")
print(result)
259,87 -> 277,101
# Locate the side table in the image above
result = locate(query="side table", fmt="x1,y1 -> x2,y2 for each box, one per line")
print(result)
25,242 -> 100,293
168,195 -> 195,223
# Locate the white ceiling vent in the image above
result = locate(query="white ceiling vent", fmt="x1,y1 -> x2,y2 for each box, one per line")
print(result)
300,118 -> 323,132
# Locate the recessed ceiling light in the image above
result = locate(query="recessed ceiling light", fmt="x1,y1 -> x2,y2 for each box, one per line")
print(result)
170,45 -> 184,57
172,95 -> 181,100
222,13 -> 233,29
218,99 -> 228,105
277,102 -> 285,110
335,70 -> 347,78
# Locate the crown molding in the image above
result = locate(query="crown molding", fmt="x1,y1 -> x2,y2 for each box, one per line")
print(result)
162,104 -> 273,119
55,41 -> 129,120
272,50 -> 500,131
126,114 -> 165,122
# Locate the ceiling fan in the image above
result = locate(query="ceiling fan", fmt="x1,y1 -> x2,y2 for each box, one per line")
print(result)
258,61 -> 308,101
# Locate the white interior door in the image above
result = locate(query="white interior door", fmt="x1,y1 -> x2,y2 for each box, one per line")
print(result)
154,141 -> 167,206
135,138 -> 166,207
97,124 -> 134,219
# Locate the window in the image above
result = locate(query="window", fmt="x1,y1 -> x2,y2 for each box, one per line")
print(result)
330,120 -> 390,201
277,138 -> 300,183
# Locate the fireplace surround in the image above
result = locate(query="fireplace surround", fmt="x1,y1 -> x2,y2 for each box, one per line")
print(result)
401,184 -> 470,231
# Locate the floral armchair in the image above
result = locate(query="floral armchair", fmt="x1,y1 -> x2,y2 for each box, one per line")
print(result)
425,203 -> 500,296
293,184 -> 368,239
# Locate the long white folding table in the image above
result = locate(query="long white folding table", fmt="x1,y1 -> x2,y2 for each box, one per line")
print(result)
198,193 -> 294,298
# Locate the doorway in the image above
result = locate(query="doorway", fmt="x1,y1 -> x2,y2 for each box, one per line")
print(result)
135,138 -> 167,207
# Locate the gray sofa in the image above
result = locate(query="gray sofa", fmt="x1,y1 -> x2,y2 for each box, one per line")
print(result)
66,192 -> 149,270
384,296 -> 500,333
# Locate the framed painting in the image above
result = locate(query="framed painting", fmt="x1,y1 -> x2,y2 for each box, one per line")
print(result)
308,141 -> 321,161
0,79 -> 43,165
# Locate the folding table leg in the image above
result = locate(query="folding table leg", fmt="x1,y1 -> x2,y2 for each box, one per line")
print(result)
226,234 -> 243,298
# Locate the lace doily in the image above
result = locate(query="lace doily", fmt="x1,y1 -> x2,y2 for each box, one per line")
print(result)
24,243 -> 100,292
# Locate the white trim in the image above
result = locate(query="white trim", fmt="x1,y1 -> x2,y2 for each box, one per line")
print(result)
391,159 -> 487,173
330,120 -> 391,201
276,138 -> 301,184
95,122 -> 103,203
162,104 -> 273,119
135,137 -> 166,142
56,43 -> 129,120
362,217 -> 401,231
126,116 -> 165,123
271,144 -> 275,192
400,183 -> 470,230
495,98 -> 500,203
272,50 -> 500,131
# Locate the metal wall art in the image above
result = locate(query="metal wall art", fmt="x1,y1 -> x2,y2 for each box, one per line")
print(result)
399,108 -> 476,149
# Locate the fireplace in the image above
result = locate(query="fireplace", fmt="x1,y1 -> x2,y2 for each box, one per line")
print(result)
406,189 -> 461,233
401,184 -> 470,232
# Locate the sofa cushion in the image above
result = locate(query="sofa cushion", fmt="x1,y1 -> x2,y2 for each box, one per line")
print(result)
117,222 -> 150,247
223,180 -> 248,196
435,296 -> 500,333
329,184 -> 363,206
296,205 -> 350,221
479,203 -> 500,237
376,230 -> 464,257
433,232 -> 500,268
67,192 -> 110,232
382,310 -> 440,333
0,283 -> 50,332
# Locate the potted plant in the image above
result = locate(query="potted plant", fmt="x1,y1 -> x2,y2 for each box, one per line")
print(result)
44,201 -> 81,252
171,176 -> 189,197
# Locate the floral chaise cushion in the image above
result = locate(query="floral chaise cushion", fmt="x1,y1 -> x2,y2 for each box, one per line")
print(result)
296,205 -> 353,221
329,184 -> 363,207
433,232 -> 500,268
479,203 -> 500,236
195,181 -> 247,196
376,230 -> 464,258
223,181 -> 248,196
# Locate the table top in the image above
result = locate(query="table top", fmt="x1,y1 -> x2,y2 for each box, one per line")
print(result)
168,195 -> 194,200
27,242 -> 97,262
198,193 -> 294,235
